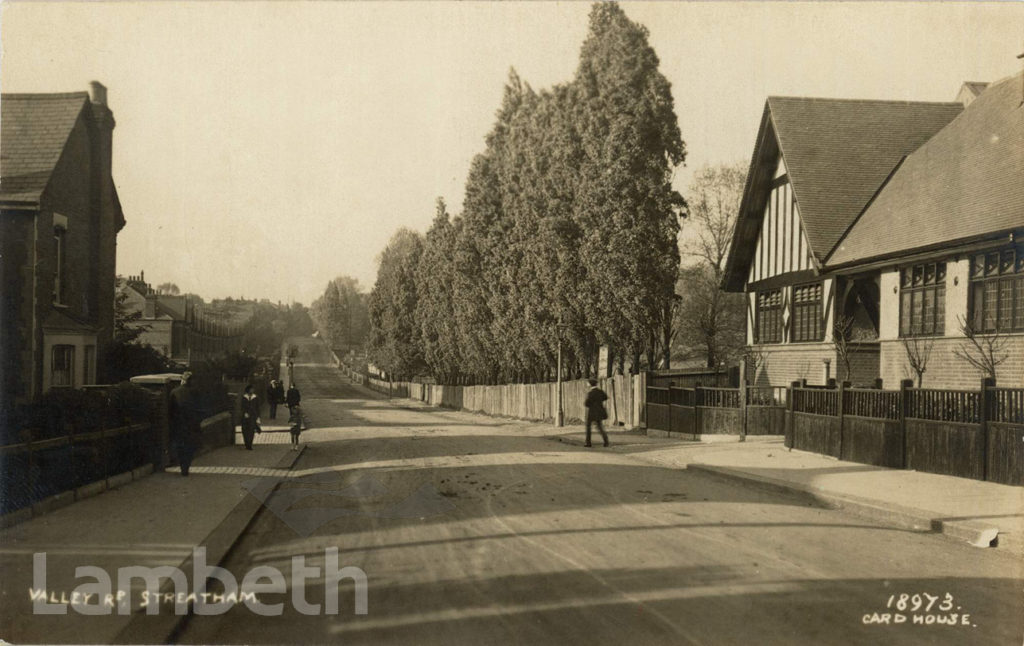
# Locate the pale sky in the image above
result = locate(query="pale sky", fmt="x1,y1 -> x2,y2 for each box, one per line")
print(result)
2,2 -> 1021,305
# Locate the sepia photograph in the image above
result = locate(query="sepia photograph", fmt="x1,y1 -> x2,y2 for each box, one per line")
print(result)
1,1 -> 1022,644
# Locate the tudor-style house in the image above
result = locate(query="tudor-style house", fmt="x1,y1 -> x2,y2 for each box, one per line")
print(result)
0,82 -> 124,405
723,72 -> 1023,390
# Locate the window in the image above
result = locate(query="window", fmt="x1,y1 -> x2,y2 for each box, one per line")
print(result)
51,345 -> 75,387
757,289 -> 783,344
900,262 -> 946,336
970,246 -> 1024,333
83,345 -> 95,385
792,282 -> 823,342
53,225 -> 67,304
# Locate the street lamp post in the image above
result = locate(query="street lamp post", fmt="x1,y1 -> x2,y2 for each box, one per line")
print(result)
556,317 -> 564,428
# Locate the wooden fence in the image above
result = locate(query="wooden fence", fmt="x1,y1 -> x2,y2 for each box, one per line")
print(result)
366,373 -> 642,427
644,375 -> 1023,486
786,378 -> 1023,486
645,384 -> 780,439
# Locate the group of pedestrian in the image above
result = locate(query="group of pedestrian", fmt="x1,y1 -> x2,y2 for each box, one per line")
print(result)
168,372 -> 306,475
249,378 -> 304,450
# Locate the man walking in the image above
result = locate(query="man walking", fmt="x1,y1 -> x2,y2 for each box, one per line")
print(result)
169,371 -> 200,475
286,382 -> 301,415
583,378 -> 610,448
240,383 -> 261,450
266,379 -> 284,420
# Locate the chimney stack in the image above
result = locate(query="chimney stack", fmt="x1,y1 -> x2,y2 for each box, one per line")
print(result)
89,81 -> 107,106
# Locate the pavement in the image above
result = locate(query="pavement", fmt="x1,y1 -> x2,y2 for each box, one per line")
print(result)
544,426 -> 1023,554
0,424 -> 303,645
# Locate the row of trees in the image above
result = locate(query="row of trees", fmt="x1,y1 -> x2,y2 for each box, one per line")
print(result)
369,4 -> 690,383
309,276 -> 370,353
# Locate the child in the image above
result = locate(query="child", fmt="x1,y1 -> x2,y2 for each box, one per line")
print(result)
288,404 -> 303,451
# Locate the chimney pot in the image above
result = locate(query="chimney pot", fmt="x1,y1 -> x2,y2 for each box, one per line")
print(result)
89,81 -> 107,106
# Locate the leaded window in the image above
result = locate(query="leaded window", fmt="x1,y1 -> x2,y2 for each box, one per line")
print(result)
791,282 -> 823,342
757,289 -> 782,344
899,262 -> 946,336
970,246 -> 1024,333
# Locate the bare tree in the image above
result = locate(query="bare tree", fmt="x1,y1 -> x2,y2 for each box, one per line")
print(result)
744,346 -> 769,385
952,316 -> 1009,382
901,334 -> 934,387
675,163 -> 748,368
832,314 -> 855,383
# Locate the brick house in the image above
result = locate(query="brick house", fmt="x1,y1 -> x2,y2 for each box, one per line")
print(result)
723,73 -> 1023,389
0,82 -> 124,403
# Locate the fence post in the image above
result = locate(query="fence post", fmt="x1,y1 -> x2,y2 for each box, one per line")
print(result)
980,377 -> 994,481
787,381 -> 799,450
837,380 -> 846,459
899,378 -> 913,469
693,385 -> 701,437
738,361 -> 747,442
27,428 -> 38,508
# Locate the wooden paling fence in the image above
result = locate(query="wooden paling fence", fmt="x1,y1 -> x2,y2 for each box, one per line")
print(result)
786,379 -> 1023,486
645,376 -> 1023,486
366,373 -> 642,428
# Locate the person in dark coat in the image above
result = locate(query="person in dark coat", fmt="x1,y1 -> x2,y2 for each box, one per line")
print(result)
169,371 -> 200,475
286,383 -> 301,413
266,379 -> 284,420
583,378 -> 609,448
240,384 -> 261,450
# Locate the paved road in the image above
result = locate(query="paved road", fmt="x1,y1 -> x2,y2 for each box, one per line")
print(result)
181,337 -> 1023,645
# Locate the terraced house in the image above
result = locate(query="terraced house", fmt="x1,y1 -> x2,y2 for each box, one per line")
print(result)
723,72 -> 1024,389
0,82 -> 124,404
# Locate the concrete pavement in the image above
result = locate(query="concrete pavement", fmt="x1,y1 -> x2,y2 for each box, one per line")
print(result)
613,437 -> 1023,554
0,428 -> 302,645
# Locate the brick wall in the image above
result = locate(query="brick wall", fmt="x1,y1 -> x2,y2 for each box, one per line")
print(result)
880,336 -> 1024,389
748,343 -> 837,387
837,343 -> 880,387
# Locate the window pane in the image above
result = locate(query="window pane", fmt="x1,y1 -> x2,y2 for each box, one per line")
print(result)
1015,277 -> 1024,330
983,282 -> 998,331
900,291 -> 912,336
52,345 -> 73,387
922,288 -> 934,335
912,266 -> 923,286
936,263 -> 946,284
934,286 -> 945,335
972,285 -> 984,332
924,264 -> 935,285
912,291 -> 923,335
986,253 -> 999,276
1001,250 -> 1014,275
999,279 -> 1013,330
972,256 -> 985,278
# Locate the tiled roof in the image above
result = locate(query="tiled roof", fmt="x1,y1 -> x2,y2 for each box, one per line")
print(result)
0,92 -> 89,204
768,96 -> 964,260
829,72 -> 1024,266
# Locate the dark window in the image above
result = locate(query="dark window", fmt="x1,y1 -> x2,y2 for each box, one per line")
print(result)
899,262 -> 945,337
51,345 -> 74,387
53,226 -> 67,305
792,282 -> 823,342
970,245 -> 1024,333
757,289 -> 782,344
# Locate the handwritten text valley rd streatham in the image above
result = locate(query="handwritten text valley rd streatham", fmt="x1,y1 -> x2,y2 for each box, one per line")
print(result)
29,547 -> 367,616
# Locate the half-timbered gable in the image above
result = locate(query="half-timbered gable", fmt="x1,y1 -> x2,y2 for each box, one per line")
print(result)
725,72 -> 1024,389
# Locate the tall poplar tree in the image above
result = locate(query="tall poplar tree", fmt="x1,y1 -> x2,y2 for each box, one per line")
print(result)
573,2 -> 686,373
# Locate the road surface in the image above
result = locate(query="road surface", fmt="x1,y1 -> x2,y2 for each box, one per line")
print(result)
180,336 -> 1023,645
